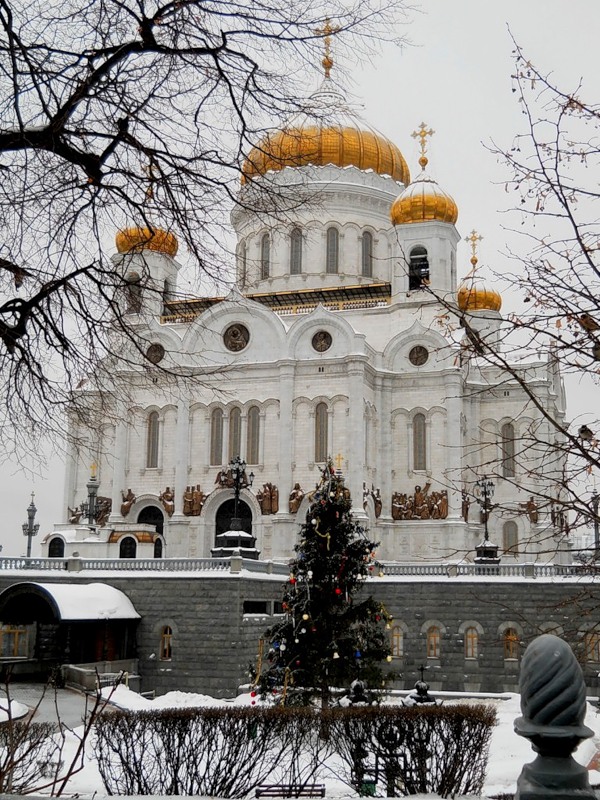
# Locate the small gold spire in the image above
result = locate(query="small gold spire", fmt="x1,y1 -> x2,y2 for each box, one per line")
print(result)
315,18 -> 339,78
411,122 -> 434,169
465,229 -> 483,269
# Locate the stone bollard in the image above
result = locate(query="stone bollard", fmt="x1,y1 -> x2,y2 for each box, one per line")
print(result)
514,633 -> 595,800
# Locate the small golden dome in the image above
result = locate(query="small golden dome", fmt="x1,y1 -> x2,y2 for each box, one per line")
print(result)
457,275 -> 502,313
390,167 -> 458,225
116,227 -> 178,257
242,79 -> 409,185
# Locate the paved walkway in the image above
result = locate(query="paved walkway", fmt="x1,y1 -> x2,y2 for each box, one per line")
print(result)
4,682 -> 93,729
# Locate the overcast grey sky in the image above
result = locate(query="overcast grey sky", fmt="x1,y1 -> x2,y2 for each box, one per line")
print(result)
1,0 -> 599,556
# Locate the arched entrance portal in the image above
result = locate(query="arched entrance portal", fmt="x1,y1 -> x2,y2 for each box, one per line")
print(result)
212,498 -> 259,559
215,499 -> 252,542
138,506 -> 164,535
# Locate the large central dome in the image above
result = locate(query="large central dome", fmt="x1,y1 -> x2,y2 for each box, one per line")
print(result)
242,78 -> 410,185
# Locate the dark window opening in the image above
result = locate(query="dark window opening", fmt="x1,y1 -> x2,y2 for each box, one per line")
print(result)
409,246 -> 430,290
119,536 -> 137,559
48,538 -> 65,558
138,506 -> 164,536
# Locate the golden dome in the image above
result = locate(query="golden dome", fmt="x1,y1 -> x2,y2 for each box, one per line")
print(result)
116,227 -> 178,257
242,79 -> 410,185
390,163 -> 458,225
457,275 -> 502,313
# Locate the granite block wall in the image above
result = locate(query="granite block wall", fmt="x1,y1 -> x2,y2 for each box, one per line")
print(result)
0,572 -> 598,698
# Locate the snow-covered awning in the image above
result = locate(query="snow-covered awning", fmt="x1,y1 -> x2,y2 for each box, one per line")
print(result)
0,582 -> 140,621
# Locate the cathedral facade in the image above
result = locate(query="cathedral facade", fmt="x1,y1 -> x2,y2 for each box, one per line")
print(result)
43,77 -> 568,568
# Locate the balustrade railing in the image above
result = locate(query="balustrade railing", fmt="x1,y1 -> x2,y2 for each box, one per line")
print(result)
0,556 -> 593,579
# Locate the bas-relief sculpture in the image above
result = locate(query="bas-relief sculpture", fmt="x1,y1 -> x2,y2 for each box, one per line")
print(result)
391,484 -> 448,521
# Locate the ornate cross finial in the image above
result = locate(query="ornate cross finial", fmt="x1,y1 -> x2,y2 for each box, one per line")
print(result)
145,161 -> 158,202
465,229 -> 483,268
315,18 -> 339,78
411,122 -> 434,169
334,453 -> 344,470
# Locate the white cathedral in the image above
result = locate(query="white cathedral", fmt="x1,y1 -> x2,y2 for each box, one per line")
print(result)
43,70 -> 569,567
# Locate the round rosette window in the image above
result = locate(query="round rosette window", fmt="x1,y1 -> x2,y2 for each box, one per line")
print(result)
312,330 -> 332,353
408,345 -> 429,366
146,343 -> 165,364
223,323 -> 250,352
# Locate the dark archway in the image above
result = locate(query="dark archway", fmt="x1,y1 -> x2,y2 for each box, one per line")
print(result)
48,537 -> 65,558
138,505 -> 164,535
215,498 -> 252,543
154,538 -> 163,559
119,536 -> 137,559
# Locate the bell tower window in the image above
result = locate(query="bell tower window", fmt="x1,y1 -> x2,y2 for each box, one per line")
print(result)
290,228 -> 302,275
409,246 -> 429,290
362,232 -> 373,277
260,234 -> 270,280
326,228 -> 339,274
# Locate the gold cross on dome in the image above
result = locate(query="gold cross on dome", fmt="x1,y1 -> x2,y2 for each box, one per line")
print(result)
315,18 -> 339,78
465,229 -> 483,268
411,123 -> 434,168
144,161 -> 158,201
334,453 -> 344,470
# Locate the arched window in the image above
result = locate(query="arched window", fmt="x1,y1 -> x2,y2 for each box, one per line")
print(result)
160,626 -> 173,660
409,246 -> 429,290
503,521 -> 519,554
48,538 -> 65,558
260,233 -> 270,280
503,628 -> 519,660
247,405 -> 260,465
154,538 -> 163,559
119,536 -> 137,559
163,278 -> 172,304
125,271 -> 143,313
138,506 -> 164,536
465,627 -> 478,659
501,422 -> 516,477
427,626 -> 440,658
210,408 -> 223,465
326,227 -> 339,274
239,241 -> 247,287
315,402 -> 328,463
413,413 -> 426,471
362,231 -> 373,277
585,631 -> 600,663
290,228 -> 303,275
146,411 -> 159,469
229,407 -> 242,460
391,625 -> 404,658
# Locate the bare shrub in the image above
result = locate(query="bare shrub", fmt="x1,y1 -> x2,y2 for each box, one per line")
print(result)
326,704 -> 497,798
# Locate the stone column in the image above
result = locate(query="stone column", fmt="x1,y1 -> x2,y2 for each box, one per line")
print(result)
110,412 -> 128,521
174,395 -> 190,516
377,374 -> 392,518
347,360 -> 367,515
278,361 -> 295,510
445,372 -> 463,519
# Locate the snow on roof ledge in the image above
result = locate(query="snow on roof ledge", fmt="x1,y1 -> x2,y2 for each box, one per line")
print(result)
3,582 -> 140,621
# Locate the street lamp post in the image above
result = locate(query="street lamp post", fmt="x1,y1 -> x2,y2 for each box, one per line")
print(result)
473,476 -> 499,565
219,455 -> 254,530
22,492 -> 40,558
474,476 -> 495,542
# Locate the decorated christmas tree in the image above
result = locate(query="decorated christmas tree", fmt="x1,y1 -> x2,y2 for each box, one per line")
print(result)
254,460 -> 392,707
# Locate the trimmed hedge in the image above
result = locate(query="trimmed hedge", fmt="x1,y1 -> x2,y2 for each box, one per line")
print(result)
95,703 -> 496,797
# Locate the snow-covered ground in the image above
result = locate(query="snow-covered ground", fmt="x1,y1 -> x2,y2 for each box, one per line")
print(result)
29,687 -> 600,797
